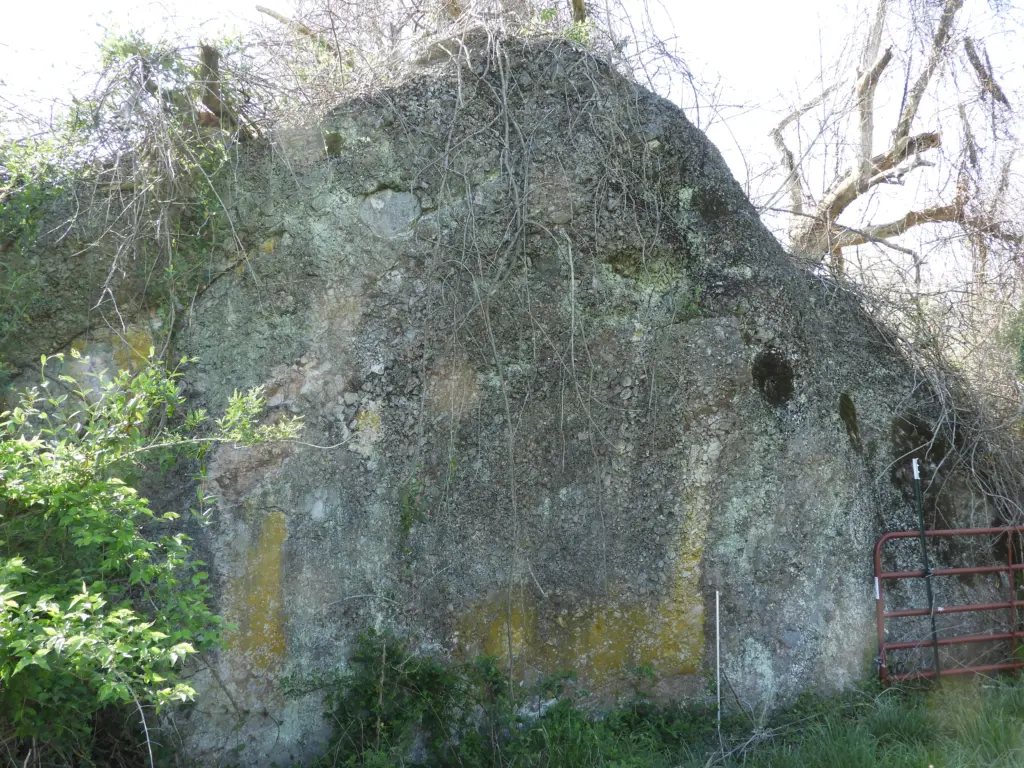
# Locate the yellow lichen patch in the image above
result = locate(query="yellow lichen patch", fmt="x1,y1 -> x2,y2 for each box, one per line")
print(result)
112,324 -> 155,371
350,401 -> 384,457
263,238 -> 276,254
69,323 -> 155,373
652,546 -> 706,672
355,407 -> 382,433
456,579 -> 704,686
228,510 -> 288,670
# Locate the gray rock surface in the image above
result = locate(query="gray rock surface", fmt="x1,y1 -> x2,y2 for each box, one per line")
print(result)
144,37 -> 1005,765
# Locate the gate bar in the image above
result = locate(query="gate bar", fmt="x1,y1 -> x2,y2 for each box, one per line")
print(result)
886,600 -> 1018,618
893,661 -> 1024,682
882,564 -> 1024,579
885,630 -> 1024,651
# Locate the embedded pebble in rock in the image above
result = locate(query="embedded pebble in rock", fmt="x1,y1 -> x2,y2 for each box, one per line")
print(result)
358,189 -> 422,238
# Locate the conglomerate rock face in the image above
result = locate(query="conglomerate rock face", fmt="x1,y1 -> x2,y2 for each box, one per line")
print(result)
153,36 -> 1001,764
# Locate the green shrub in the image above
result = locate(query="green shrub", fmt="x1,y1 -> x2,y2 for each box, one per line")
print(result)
317,630 -> 509,766
315,631 -> 717,767
0,352 -> 300,762
0,132 -> 78,343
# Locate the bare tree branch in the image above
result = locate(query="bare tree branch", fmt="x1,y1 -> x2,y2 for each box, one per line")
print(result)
836,202 -> 960,247
893,0 -> 963,144
782,0 -> 966,263
769,84 -> 840,222
774,84 -> 841,136
856,47 -> 893,167
794,131 -> 941,255
256,4 -> 344,61
856,0 -> 891,180
964,37 -> 1010,107
198,45 -> 226,124
770,127 -> 803,221
832,224 -> 919,257
865,152 -> 934,186
836,200 -> 1021,250
958,103 -> 980,171
847,129 -> 941,194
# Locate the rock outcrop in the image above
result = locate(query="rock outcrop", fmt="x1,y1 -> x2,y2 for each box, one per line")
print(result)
85,37 -> 1001,764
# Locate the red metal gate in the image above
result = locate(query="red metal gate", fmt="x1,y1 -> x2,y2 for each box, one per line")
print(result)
875,526 -> 1024,683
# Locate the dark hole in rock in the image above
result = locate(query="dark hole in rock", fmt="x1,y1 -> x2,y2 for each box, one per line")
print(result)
752,348 -> 794,406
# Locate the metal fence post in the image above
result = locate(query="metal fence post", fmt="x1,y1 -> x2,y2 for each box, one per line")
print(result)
913,458 -> 942,683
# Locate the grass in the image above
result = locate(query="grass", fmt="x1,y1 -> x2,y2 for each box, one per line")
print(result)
491,679 -> 1024,767
715,677 -> 1024,768
312,632 -> 1024,767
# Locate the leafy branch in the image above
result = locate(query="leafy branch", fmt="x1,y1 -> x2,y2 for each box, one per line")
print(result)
0,353 -> 300,761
